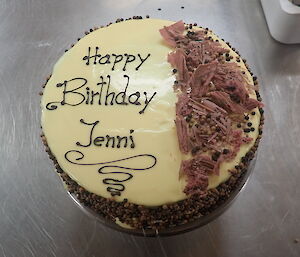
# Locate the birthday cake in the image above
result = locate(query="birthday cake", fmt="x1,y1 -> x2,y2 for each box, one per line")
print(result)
40,17 -> 264,231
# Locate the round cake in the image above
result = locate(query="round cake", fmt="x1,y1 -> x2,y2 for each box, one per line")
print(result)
40,17 -> 264,232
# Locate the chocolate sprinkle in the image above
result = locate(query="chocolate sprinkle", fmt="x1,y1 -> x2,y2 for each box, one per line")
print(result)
223,149 -> 229,154
212,151 -> 221,161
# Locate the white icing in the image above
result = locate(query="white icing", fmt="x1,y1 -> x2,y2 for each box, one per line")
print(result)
41,19 -> 260,207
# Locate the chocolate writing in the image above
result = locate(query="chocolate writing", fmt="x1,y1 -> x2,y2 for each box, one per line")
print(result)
48,47 -> 158,196
46,75 -> 157,114
65,150 -> 157,196
76,119 -> 135,149
82,47 -> 151,71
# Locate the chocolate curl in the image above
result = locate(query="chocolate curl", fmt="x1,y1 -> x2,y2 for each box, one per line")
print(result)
168,49 -> 189,82
175,116 -> 190,154
189,60 -> 218,98
159,20 -> 185,47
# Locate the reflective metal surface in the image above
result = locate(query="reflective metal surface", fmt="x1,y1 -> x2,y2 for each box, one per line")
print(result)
0,0 -> 299,256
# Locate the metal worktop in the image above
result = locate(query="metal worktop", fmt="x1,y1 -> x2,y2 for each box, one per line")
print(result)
0,0 -> 299,256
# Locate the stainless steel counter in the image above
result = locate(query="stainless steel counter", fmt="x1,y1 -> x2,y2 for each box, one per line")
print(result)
0,0 -> 299,256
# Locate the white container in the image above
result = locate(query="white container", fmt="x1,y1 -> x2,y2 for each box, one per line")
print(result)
261,0 -> 300,44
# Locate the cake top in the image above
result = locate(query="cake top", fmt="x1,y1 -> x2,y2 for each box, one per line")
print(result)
41,18 -> 261,207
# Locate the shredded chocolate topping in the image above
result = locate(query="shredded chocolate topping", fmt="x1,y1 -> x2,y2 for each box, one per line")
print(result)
160,21 -> 263,195
159,20 -> 185,47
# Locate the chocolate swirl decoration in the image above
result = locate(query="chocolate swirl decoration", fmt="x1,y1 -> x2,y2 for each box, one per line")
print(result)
45,81 -> 66,110
64,150 -> 157,196
45,78 -> 87,110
